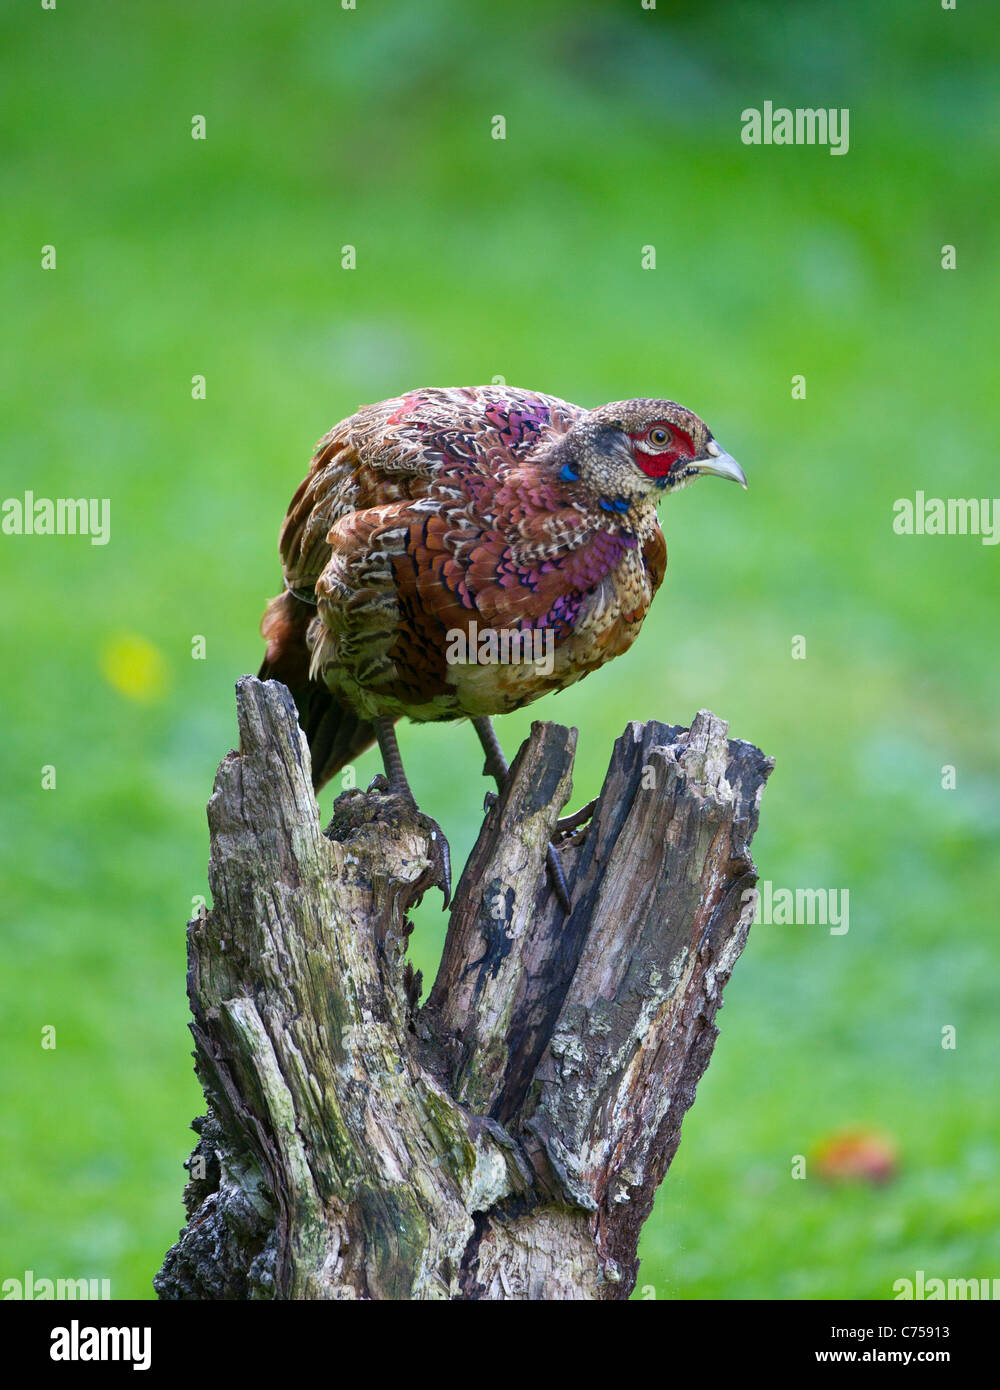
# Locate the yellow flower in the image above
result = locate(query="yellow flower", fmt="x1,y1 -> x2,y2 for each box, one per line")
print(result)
100,633 -> 170,703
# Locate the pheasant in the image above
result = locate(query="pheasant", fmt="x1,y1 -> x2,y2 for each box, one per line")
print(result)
259,386 -> 746,908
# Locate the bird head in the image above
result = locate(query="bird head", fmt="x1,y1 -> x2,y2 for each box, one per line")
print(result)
553,399 -> 746,512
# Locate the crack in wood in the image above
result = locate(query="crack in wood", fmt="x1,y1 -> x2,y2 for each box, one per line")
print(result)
155,678 -> 772,1301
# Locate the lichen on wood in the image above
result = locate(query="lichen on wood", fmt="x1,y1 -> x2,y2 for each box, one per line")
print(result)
155,676 -> 771,1300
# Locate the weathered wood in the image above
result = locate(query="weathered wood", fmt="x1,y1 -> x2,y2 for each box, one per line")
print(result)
155,676 -> 771,1300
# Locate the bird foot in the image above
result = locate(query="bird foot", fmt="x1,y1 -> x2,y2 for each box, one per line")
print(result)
417,811 -> 452,908
481,787 -> 570,912
553,797 -> 598,846
326,784 -> 452,909
546,842 -> 572,915
546,800 -> 599,914
377,792 -> 452,909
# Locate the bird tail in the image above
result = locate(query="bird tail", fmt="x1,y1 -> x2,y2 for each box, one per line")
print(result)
258,591 -> 378,792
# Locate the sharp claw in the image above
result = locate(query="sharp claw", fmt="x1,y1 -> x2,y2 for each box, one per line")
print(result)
431,828 -> 452,909
546,843 -> 571,915
368,780 -> 451,910
414,816 -> 451,909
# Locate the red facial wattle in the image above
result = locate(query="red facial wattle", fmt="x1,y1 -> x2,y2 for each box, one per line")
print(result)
628,424 -> 695,479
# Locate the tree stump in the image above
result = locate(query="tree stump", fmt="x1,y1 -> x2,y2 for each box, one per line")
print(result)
155,676 -> 772,1300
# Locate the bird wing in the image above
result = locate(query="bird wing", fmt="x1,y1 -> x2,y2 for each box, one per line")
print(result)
312,486 -> 659,712
277,386 -> 582,600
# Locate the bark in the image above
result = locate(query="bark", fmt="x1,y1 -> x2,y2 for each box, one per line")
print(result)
155,676 -> 771,1301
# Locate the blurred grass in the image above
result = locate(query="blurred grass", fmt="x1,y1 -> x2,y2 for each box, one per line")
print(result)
1,0 -> 997,1298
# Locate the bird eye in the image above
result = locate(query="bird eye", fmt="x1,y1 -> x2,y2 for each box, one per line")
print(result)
648,427 -> 671,447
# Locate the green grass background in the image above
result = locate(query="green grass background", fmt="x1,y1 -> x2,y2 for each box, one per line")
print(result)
1,0 -> 997,1299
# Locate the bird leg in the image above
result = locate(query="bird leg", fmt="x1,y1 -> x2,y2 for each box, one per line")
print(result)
471,716 -> 572,914
372,716 -> 451,906
473,714 -> 511,788
374,716 -> 416,802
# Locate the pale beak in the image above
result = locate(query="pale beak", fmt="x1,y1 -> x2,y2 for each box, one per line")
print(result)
694,440 -> 748,488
